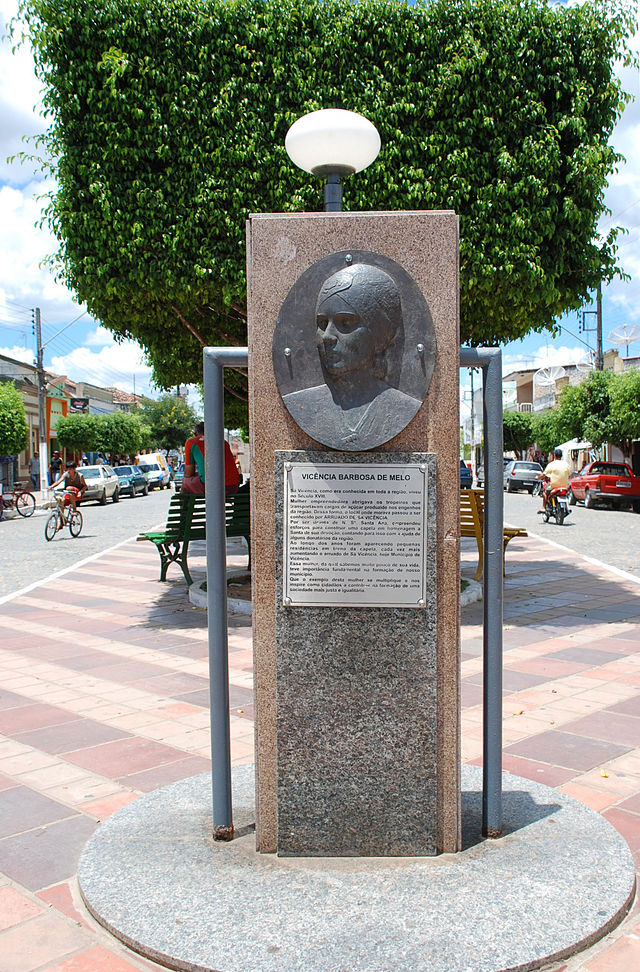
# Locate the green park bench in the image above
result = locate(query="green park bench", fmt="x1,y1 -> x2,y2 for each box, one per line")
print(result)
137,491 -> 251,585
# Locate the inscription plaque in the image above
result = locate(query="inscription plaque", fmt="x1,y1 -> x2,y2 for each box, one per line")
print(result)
283,461 -> 428,608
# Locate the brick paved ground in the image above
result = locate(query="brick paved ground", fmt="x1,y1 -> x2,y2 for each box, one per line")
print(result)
0,534 -> 638,971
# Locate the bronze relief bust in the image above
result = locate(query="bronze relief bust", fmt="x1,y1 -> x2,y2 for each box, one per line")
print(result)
273,251 -> 436,451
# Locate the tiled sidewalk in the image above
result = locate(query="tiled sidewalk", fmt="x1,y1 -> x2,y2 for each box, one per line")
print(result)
0,533 -> 638,971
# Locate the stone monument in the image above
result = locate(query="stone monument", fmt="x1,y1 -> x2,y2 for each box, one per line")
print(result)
247,211 -> 460,855
76,208 -> 637,971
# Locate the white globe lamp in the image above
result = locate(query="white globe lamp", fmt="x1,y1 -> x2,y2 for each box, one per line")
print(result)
285,109 -> 381,212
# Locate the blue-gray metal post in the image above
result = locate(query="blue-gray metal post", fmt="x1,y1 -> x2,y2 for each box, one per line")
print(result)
460,347 -> 504,838
203,346 -> 249,840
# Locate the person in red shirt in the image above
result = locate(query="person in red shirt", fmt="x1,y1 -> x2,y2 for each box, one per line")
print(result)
181,422 -> 240,496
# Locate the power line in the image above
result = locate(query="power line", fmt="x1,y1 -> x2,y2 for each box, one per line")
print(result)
602,195 -> 640,229
3,297 -> 33,312
46,331 -> 149,385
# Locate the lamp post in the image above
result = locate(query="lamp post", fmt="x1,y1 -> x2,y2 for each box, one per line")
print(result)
285,108 -> 381,212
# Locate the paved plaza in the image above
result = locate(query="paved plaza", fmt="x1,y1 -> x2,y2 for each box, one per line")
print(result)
0,532 -> 638,971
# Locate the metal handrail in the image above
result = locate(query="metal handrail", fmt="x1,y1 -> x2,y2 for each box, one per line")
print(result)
204,345 -> 504,842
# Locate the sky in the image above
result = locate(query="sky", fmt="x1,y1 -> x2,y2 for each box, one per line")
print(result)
0,0 -> 639,407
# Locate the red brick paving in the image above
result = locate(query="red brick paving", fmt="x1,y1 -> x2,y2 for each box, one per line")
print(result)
0,703 -> 80,735
0,533 -> 637,971
504,728 -> 632,770
63,736 -> 188,778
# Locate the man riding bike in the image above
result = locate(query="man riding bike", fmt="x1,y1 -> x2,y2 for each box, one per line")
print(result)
50,460 -> 87,515
536,448 -> 571,513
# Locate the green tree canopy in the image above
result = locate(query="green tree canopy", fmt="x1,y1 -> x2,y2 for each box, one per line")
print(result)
139,393 -> 199,450
138,421 -> 153,451
17,0 -> 635,405
503,409 -> 535,456
533,367 -> 640,457
532,407 -> 569,456
98,411 -> 143,456
576,370 -> 617,448
0,382 -> 29,457
609,367 -> 640,454
55,413 -> 102,453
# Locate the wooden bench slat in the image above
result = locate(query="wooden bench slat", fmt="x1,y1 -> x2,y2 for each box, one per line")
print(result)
461,488 -> 527,581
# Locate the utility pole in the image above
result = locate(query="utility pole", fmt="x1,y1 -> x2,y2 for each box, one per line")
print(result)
596,281 -> 604,371
470,368 -> 475,479
32,307 -> 49,490
578,283 -> 604,371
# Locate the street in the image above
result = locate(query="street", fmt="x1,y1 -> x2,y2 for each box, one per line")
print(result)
1,485 -> 638,600
504,488 -> 640,578
0,486 -> 174,598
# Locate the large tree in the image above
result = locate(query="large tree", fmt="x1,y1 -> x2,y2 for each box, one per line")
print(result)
0,382 -> 29,457
533,367 -> 640,456
98,411 -> 144,456
608,367 -> 640,456
17,0 -> 636,407
55,413 -> 102,454
139,393 -> 199,450
503,409 -> 535,457
532,406 -> 571,456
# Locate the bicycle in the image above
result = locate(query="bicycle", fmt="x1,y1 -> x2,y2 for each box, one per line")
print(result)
0,482 -> 36,518
44,500 -> 83,541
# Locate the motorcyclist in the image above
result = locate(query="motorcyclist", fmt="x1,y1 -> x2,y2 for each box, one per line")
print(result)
536,448 -> 571,513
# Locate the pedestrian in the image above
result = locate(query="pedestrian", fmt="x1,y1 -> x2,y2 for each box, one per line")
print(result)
49,450 -> 62,485
29,452 -> 40,489
181,422 -> 240,497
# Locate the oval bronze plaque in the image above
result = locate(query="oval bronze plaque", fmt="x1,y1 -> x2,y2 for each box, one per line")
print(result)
272,250 -> 436,451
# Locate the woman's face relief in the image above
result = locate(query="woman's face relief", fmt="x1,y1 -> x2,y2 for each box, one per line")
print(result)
315,293 -> 378,379
272,250 -> 435,451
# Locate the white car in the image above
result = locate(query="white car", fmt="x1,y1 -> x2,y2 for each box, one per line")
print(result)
137,460 -> 171,490
74,464 -> 120,504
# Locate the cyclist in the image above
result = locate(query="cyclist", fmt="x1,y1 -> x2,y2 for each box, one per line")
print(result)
50,460 -> 87,516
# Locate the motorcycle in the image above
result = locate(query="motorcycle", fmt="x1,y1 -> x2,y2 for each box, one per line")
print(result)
538,478 -> 571,525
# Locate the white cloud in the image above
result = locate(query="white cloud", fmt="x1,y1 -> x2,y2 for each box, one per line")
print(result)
84,326 -> 118,348
50,340 -> 154,396
0,343 -> 34,364
0,1 -> 47,186
0,181 -> 74,314
502,344 -> 591,374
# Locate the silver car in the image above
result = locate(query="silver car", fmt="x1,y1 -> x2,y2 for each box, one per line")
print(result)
76,464 -> 120,504
503,460 -> 543,493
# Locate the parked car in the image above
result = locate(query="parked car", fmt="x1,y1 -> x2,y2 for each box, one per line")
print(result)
173,461 -> 185,491
476,457 -> 511,488
460,460 -> 473,489
56,464 -> 120,505
503,460 -> 543,493
137,460 -> 171,490
114,465 -> 149,498
567,461 -> 640,511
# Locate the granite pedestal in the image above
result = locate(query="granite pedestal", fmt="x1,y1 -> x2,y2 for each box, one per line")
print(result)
247,212 -> 461,854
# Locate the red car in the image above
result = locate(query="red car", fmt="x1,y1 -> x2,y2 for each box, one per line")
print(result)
567,461 -> 640,511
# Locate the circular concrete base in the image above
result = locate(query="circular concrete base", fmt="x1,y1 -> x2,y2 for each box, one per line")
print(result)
78,765 -> 635,972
